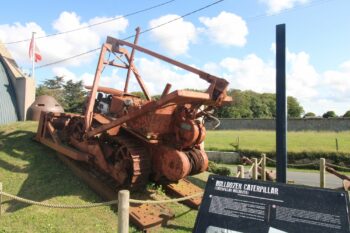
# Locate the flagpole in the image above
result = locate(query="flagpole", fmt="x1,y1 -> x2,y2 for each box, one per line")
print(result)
32,32 -> 35,79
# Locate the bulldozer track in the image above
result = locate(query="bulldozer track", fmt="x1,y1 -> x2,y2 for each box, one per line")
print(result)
55,151 -> 202,231
114,134 -> 151,189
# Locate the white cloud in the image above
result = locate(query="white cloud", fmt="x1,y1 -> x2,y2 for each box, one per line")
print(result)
0,11 -> 128,68
52,50 -> 350,116
220,54 -> 275,92
50,65 -> 126,91
52,67 -> 78,82
199,11 -> 248,47
286,50 -> 319,99
148,14 -> 197,56
137,57 -> 208,94
260,0 -> 309,14
323,60 -> 350,98
216,47 -> 350,115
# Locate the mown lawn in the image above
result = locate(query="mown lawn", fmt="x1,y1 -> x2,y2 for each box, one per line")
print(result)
205,130 -> 350,153
0,121 -> 205,233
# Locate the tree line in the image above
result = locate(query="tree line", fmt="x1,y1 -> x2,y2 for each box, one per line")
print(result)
215,89 -> 350,118
215,89 -> 304,118
36,77 -> 350,118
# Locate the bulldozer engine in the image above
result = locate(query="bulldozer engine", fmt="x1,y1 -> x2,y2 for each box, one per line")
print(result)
35,28 -> 232,189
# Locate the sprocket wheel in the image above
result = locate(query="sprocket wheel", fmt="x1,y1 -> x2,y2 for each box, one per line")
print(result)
111,134 -> 151,189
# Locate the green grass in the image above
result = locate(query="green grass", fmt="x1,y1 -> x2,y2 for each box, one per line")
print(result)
3,122 -> 347,232
205,130 -> 350,153
0,121 -> 206,233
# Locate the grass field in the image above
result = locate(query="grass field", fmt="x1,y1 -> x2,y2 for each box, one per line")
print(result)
0,121 -> 348,232
0,121 -> 206,233
205,130 -> 350,153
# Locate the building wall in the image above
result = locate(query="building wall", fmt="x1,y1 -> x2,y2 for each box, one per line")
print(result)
15,77 -> 35,120
0,41 -> 36,122
214,118 -> 350,131
0,59 -> 19,124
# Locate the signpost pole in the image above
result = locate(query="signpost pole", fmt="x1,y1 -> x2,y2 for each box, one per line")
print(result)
276,24 -> 287,183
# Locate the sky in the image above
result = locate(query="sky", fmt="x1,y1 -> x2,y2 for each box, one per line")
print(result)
0,0 -> 349,116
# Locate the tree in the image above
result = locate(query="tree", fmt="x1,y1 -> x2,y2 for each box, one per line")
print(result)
36,77 -> 87,113
43,76 -> 64,89
287,96 -> 304,118
63,80 -> 87,113
303,112 -> 316,118
36,76 -> 65,107
322,111 -> 337,118
343,110 -> 350,118
215,89 -> 304,119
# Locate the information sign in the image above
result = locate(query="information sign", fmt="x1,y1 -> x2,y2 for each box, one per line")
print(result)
193,175 -> 350,233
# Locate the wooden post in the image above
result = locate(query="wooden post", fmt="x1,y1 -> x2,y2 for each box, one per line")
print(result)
252,158 -> 258,180
262,154 -> 267,181
118,190 -> 129,233
320,158 -> 326,188
238,165 -> 245,178
335,138 -> 339,152
0,182 -> 2,217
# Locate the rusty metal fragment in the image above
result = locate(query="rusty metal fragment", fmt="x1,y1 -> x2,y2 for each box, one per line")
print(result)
165,179 -> 203,209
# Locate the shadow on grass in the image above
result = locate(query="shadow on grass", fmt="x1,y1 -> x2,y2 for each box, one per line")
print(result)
186,176 -> 208,189
0,130 -> 102,213
162,224 -> 194,232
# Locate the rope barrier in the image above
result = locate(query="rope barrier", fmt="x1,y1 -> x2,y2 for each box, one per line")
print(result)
266,157 -> 276,163
326,163 -> 350,171
0,191 -> 117,208
0,190 -> 204,208
129,192 -> 203,204
288,162 -> 319,167
265,157 -> 320,167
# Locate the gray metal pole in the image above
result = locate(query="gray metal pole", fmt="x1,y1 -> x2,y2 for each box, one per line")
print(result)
276,24 -> 287,183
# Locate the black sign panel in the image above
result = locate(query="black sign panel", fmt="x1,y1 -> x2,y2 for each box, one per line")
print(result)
193,174 -> 350,233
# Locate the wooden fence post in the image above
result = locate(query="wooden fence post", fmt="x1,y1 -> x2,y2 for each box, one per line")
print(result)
262,154 -> 267,181
320,158 -> 326,188
238,165 -> 245,178
118,190 -> 129,233
252,158 -> 258,180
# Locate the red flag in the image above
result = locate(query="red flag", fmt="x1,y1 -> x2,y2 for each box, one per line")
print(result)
29,34 -> 42,62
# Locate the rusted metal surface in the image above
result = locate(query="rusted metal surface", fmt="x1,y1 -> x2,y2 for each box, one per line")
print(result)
325,166 -> 350,182
130,203 -> 174,230
55,153 -> 174,231
164,179 -> 203,209
36,27 -> 231,193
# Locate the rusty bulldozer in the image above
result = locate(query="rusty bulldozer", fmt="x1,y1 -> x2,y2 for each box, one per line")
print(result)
35,28 -> 232,190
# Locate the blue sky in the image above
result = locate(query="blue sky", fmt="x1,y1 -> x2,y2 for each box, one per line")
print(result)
0,0 -> 349,115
